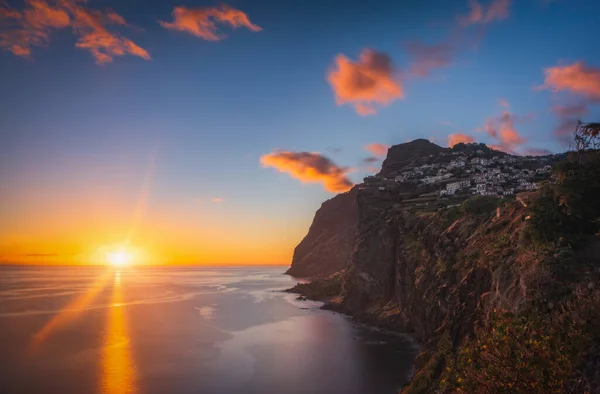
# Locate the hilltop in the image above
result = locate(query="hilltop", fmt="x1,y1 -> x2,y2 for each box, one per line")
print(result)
287,139 -> 562,277
286,139 -> 600,393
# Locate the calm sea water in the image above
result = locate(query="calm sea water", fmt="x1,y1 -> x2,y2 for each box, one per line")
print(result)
0,266 -> 417,394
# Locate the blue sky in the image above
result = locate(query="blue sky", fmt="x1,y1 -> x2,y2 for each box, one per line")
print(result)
1,0 -> 600,264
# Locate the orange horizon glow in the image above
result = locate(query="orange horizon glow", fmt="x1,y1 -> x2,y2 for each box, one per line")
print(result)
0,146 -> 302,267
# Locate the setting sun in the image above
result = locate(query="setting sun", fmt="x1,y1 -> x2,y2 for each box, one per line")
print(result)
106,249 -> 132,267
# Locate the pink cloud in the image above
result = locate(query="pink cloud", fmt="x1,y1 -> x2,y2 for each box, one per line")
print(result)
211,198 -> 223,203
0,0 -> 149,63
448,133 -> 475,147
552,103 -> 589,118
498,98 -> 510,108
327,49 -> 403,116
541,62 -> 600,101
260,151 -> 353,193
459,0 -> 511,27
404,40 -> 454,77
479,102 -> 526,153
160,5 -> 261,41
364,143 -> 389,157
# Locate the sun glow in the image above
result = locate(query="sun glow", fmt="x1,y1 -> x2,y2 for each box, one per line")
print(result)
106,249 -> 132,267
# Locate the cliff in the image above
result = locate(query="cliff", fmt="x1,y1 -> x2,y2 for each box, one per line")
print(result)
380,138 -> 446,175
288,141 -> 600,393
285,187 -> 358,277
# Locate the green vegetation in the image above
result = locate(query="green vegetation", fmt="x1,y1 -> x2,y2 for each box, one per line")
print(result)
524,153 -> 600,247
444,309 -> 595,393
461,195 -> 500,216
405,128 -> 600,393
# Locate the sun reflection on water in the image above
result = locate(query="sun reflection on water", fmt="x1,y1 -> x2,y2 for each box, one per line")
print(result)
101,271 -> 138,394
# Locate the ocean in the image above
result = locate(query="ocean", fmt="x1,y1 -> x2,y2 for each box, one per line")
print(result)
0,266 -> 417,394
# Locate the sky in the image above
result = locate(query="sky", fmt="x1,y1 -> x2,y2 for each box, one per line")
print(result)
1,0 -> 600,265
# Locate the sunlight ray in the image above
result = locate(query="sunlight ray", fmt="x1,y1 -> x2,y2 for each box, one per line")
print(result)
28,272 -> 112,352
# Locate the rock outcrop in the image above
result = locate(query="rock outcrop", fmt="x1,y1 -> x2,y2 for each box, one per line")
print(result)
288,140 -> 600,393
285,187 -> 358,277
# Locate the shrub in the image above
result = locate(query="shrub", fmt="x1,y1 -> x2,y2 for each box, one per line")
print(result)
461,196 -> 499,216
446,311 -> 588,393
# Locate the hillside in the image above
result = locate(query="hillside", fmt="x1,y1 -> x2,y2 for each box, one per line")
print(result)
287,140 -> 600,393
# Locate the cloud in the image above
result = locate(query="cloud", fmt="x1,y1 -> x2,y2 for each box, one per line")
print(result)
448,133 -> 475,147
0,0 -> 70,56
540,62 -> 600,101
260,151 -> 353,193
24,253 -> 57,257
363,156 -> 379,164
404,40 -> 454,77
66,3 -> 151,64
553,118 -> 578,144
459,0 -> 511,27
550,103 -> 587,145
479,102 -> 526,153
498,98 -> 510,108
0,0 -> 150,63
364,143 -> 389,157
327,49 -> 403,116
552,103 -> 589,118
160,5 -> 261,40
522,147 -> 553,156
211,197 -> 223,203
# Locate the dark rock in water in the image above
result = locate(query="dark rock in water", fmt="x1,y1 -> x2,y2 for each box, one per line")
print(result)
285,272 -> 343,301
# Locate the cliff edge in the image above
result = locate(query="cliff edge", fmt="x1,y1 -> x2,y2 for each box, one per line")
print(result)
288,140 -> 600,393
285,187 -> 358,277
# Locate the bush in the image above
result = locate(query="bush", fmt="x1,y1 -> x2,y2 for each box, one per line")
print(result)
526,153 -> 600,248
461,196 -> 499,216
444,311 -> 589,393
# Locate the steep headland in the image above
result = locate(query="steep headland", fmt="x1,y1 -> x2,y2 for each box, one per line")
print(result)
285,187 -> 358,277
287,139 -> 600,393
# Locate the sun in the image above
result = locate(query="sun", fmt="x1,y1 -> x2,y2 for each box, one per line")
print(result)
106,249 -> 132,267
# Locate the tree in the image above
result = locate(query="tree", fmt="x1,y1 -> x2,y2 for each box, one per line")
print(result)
573,121 -> 600,164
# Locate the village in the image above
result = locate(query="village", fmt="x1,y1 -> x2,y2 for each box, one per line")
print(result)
361,147 -> 560,207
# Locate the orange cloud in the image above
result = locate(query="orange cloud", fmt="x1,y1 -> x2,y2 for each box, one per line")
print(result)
160,5 -> 261,41
479,102 -> 526,153
448,133 -> 475,147
364,143 -> 389,157
260,151 -> 353,193
327,49 -> 403,116
0,0 -> 70,56
404,41 -> 454,77
0,0 -> 149,63
459,0 -> 511,26
541,62 -> 600,101
67,5 -> 150,64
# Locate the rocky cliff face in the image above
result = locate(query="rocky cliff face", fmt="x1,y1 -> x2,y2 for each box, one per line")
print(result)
380,138 -> 446,175
287,139 -> 445,278
285,187 -> 358,277
338,196 -> 527,341
289,142 -> 600,393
